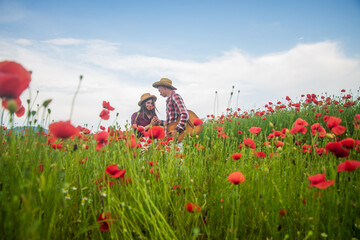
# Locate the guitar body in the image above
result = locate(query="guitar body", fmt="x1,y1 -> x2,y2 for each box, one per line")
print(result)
167,110 -> 203,142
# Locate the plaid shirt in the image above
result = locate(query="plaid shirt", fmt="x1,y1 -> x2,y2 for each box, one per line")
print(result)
166,91 -> 189,131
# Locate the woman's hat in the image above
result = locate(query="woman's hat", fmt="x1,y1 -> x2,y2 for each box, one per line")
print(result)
138,93 -> 157,106
152,78 -> 177,90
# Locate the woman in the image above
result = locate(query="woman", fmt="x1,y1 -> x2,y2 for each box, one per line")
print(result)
131,93 -> 161,131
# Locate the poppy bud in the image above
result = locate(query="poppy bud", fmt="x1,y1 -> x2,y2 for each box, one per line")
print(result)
269,122 -> 274,128
42,99 -> 52,108
6,99 -> 18,113
325,133 -> 335,139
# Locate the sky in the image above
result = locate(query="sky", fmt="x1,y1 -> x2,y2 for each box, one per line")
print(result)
0,0 -> 360,130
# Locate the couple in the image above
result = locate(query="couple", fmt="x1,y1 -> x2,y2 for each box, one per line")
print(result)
131,78 -> 189,138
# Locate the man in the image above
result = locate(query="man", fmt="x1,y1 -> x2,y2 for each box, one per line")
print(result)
152,78 -> 189,138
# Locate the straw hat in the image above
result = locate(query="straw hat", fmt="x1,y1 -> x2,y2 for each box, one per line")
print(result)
138,93 -> 157,106
152,78 -> 177,90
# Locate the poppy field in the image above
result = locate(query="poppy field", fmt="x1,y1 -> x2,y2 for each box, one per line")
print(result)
1,61 -> 360,239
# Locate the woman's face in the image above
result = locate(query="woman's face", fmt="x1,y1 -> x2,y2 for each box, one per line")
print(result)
145,99 -> 154,111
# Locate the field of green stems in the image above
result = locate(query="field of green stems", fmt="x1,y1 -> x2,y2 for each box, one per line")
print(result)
1,86 -> 360,239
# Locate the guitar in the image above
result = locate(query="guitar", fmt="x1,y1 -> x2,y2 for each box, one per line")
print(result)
166,110 -> 203,142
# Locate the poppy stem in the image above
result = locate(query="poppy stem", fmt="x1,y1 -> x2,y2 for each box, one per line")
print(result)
69,75 -> 83,121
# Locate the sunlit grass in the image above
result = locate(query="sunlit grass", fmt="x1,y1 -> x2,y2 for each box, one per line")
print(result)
1,91 -> 360,239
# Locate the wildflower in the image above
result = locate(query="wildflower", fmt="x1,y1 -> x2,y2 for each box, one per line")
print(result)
102,101 -> 115,111
193,118 -> 203,126
65,193 -> 71,200
49,120 -> 79,139
325,142 -> 349,158
231,153 -> 242,161
185,203 -> 201,213
99,109 -> 110,120
98,212 -> 111,232
38,163 -> 44,173
105,164 -> 126,178
0,61 -> 31,99
228,171 -> 245,185
316,147 -> 324,156
274,140 -> 284,148
290,125 -> 307,134
321,232 -> 328,238
326,116 -> 346,135
310,123 -> 326,138
95,131 -> 109,150
254,151 -> 266,157
148,161 -> 157,166
249,127 -> 261,135
302,144 -> 312,153
137,126 -> 145,133
339,138 -> 356,150
337,160 -> 360,172
308,173 -> 335,189
243,138 -> 256,149
294,118 -> 308,126
353,114 -> 360,129
279,209 -> 288,217
147,126 -> 165,139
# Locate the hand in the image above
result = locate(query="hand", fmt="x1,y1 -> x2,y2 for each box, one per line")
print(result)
167,130 -> 177,138
150,117 -> 158,125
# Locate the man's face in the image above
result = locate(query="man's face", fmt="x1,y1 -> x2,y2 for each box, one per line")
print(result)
158,86 -> 167,97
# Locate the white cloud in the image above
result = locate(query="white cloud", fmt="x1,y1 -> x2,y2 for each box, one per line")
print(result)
0,37 -> 359,129
42,38 -> 85,46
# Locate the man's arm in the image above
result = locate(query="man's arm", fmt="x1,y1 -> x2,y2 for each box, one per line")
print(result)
173,93 -> 189,132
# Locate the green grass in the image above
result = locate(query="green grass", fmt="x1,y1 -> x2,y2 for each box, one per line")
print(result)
1,92 -> 360,239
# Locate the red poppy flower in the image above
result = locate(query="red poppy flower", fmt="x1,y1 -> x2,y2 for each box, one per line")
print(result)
316,147 -> 324,156
325,142 -> 349,158
0,61 -> 31,99
354,114 -> 360,129
49,120 -> 79,139
339,138 -> 356,150
290,125 -> 307,134
185,202 -> 201,213
254,151 -> 266,157
102,101 -> 115,111
105,164 -> 126,178
337,160 -> 360,172
51,143 -> 63,149
279,209 -> 288,217
294,118 -> 308,126
99,109 -> 110,120
137,126 -> 145,133
326,116 -> 346,135
95,131 -> 109,150
243,138 -> 256,149
249,127 -> 261,135
193,118 -> 203,126
231,153 -> 242,161
147,126 -> 165,139
302,144 -> 312,153
228,171 -> 245,185
38,163 -> 44,173
274,140 -> 284,148
15,105 -> 25,117
308,173 -> 335,189
97,212 -> 111,232
310,123 -> 326,138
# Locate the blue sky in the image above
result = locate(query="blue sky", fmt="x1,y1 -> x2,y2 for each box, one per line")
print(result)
0,0 -> 360,129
